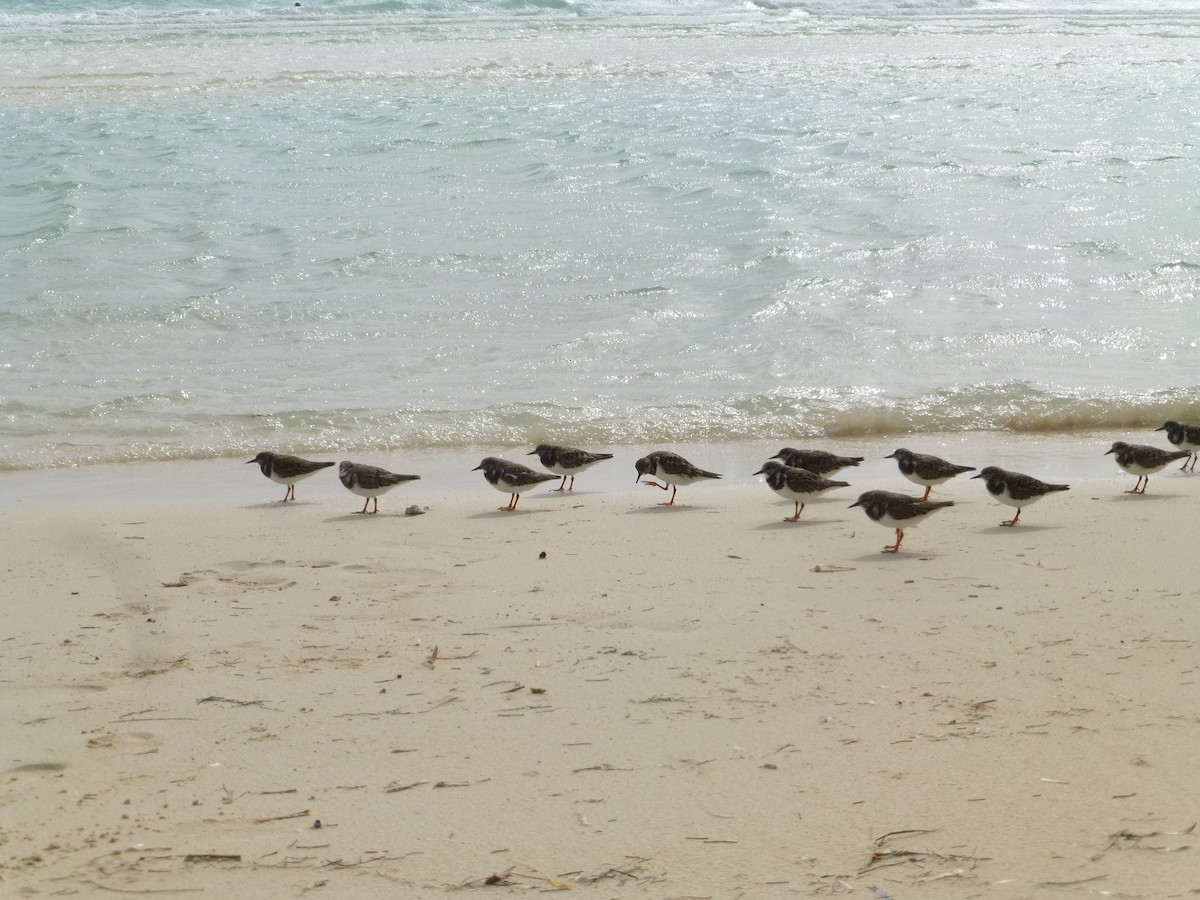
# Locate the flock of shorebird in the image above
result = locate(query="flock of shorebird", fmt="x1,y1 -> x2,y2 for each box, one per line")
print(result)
248,420 -> 1200,554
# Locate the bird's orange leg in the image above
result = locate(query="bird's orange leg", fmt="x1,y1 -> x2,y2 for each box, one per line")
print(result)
1001,508 -> 1021,527
501,493 -> 519,511
567,476 -> 575,491
784,502 -> 804,522
1126,477 -> 1147,494
282,485 -> 296,502
883,529 -> 903,553
551,476 -> 567,492
658,486 -> 678,507
920,486 -> 932,501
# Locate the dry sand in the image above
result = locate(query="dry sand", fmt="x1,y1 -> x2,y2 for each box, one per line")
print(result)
2,435 -> 1198,899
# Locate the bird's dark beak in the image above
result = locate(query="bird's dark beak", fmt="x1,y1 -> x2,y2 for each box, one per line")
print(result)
526,450 -> 536,455
848,500 -> 861,508
472,465 -> 483,471
970,472 -> 983,479
1103,448 -> 1114,455
751,467 -> 765,476
245,459 -> 256,464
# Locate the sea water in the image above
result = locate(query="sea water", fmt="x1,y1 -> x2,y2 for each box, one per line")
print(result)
3,0 -> 1200,470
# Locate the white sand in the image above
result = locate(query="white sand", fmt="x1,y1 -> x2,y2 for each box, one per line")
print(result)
3,436 -> 1198,898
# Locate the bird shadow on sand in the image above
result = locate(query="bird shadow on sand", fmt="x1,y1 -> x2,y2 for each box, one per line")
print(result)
976,522 -> 1063,534
468,507 -> 561,519
844,547 -> 949,562
753,518 -> 836,531
625,503 -> 712,515
240,500 -> 323,510
322,511 -> 412,523
1106,491 -> 1175,502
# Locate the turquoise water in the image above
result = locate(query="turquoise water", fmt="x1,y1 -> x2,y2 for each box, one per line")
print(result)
3,0 -> 1200,469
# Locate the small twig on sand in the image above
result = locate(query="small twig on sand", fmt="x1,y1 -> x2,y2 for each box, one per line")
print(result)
862,827 -> 988,875
419,695 -> 459,713
571,763 -> 632,774
183,854 -> 242,863
575,857 -> 653,884
254,809 -> 311,824
197,696 -> 273,708
874,828 -> 940,845
385,780 -> 428,793
1037,875 -> 1108,887
1094,823 -> 1197,859
335,707 -> 410,718
321,854 -> 398,869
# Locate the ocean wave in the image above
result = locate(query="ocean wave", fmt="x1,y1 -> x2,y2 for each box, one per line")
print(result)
4,385 -> 1200,471
4,0 -> 1198,34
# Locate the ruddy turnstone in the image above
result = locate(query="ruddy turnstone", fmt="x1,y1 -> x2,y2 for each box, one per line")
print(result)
526,444 -> 614,492
247,451 -> 335,502
473,457 -> 560,511
1155,421 -> 1200,472
1104,441 -> 1190,494
769,448 -> 865,477
753,459 -> 849,522
338,461 -> 420,514
885,448 -> 975,500
634,451 -> 722,507
971,466 -> 1069,526
849,490 -> 954,554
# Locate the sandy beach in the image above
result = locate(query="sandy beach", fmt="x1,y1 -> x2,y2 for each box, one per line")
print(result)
3,435 -> 1198,898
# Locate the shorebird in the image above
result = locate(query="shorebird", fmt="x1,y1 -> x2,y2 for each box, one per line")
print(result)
634,451 -> 721,507
527,444 -> 614,492
1155,420 -> 1200,472
972,466 -> 1069,526
247,451 -> 334,502
473,457 -> 560,511
849,490 -> 954,554
769,447 -> 865,478
885,448 -> 975,500
338,461 -> 420,514
1104,441 -> 1190,494
753,459 -> 849,522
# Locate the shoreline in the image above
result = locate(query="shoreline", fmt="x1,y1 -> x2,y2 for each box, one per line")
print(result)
0,428 -> 1171,505
3,434 -> 1198,897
